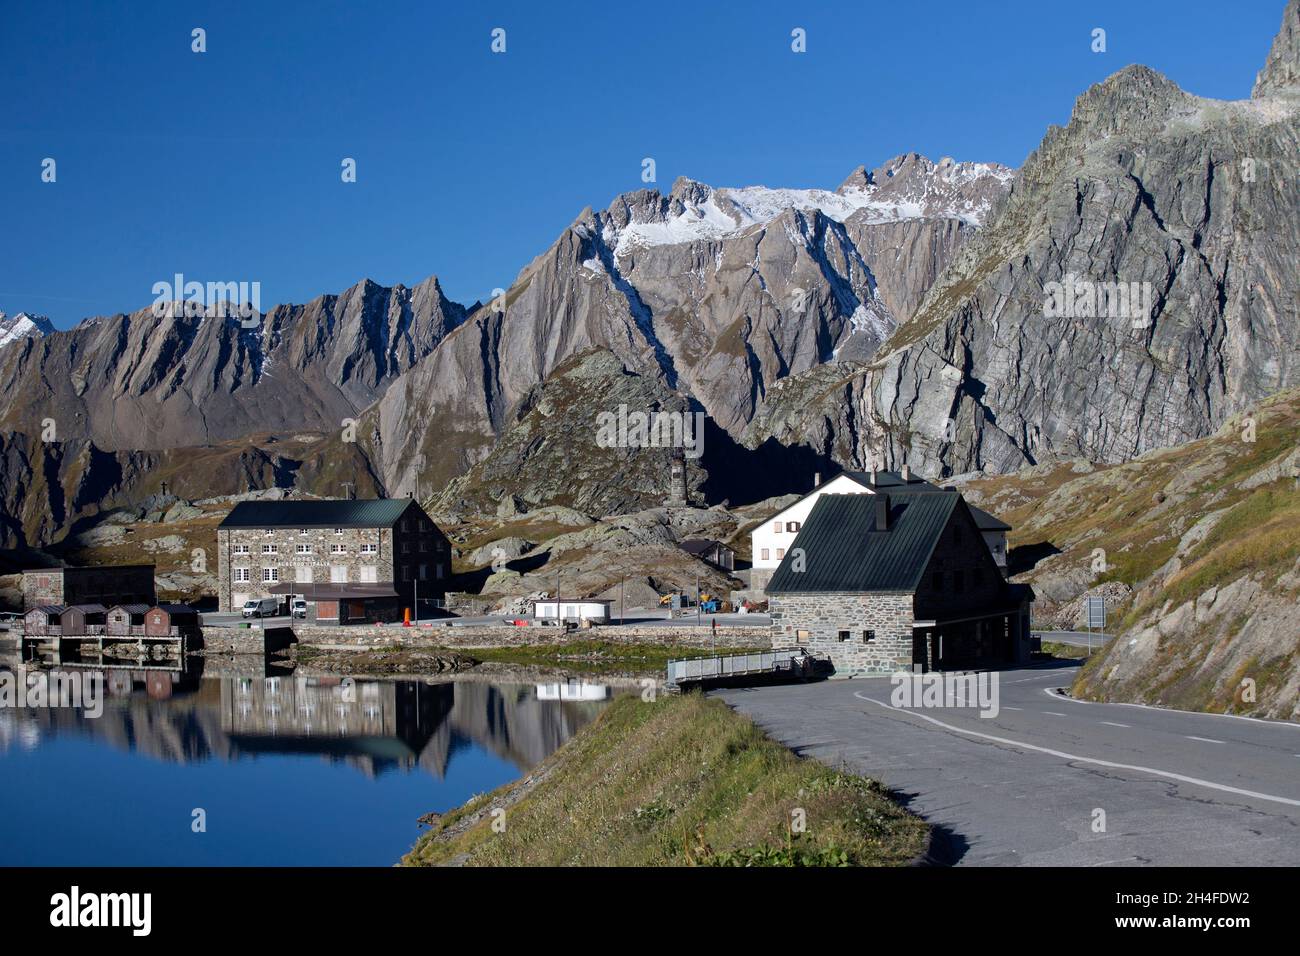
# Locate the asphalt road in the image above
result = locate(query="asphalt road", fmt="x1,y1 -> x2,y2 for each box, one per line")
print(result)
714,663 -> 1300,866
1036,629 -> 1115,648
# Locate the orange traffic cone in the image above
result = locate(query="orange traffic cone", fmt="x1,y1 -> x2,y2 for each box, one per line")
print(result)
403,608 -> 411,627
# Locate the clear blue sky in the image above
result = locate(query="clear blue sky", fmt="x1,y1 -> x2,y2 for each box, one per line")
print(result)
0,0 -> 1284,328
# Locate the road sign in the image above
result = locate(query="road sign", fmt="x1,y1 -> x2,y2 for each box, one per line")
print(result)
1085,597 -> 1106,630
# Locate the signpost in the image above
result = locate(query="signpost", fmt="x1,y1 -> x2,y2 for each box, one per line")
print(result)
1084,596 -> 1106,652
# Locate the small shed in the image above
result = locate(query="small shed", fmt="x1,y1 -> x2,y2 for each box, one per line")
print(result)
60,603 -> 107,635
680,538 -> 736,572
532,599 -> 612,624
106,604 -> 150,636
145,604 -> 199,636
23,606 -> 65,635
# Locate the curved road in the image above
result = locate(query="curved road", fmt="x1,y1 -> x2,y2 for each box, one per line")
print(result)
715,662 -> 1300,866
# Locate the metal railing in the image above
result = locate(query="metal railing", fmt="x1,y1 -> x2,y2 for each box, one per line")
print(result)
666,649 -> 807,684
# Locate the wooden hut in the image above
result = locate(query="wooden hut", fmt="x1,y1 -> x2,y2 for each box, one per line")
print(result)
22,606 -> 64,636
106,604 -> 150,636
144,604 -> 199,636
60,603 -> 107,635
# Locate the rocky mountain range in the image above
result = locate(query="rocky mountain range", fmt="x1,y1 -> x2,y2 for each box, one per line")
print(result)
1,0 -> 1297,552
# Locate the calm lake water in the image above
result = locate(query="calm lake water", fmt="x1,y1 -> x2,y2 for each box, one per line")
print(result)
0,654 -> 610,865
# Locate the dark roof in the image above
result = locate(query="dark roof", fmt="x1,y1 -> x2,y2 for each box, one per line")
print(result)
218,498 -> 419,530
63,603 -> 107,613
153,603 -> 197,614
110,603 -> 152,614
767,493 -> 960,594
679,538 -> 728,555
837,471 -> 1011,531
29,605 -> 65,616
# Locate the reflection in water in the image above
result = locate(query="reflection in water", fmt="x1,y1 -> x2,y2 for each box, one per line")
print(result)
0,651 -> 609,778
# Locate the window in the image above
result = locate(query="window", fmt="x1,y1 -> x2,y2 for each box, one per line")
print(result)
760,548 -> 770,561
232,544 -> 250,555
401,542 -> 411,554
795,629 -> 811,646
772,521 -> 782,533
261,543 -> 278,554
331,543 -> 346,554
401,519 -> 410,532
264,530 -> 274,537
419,540 -> 430,553
401,566 -> 411,582
359,566 -> 377,584
837,630 -> 850,642
419,563 -> 428,581
234,568 -> 251,582
786,521 -> 801,533
295,544 -> 312,554
298,528 -> 309,536
932,571 -> 943,591
333,528 -> 344,535
330,566 -> 348,583
262,567 -> 279,582
436,563 -> 445,580
776,548 -> 785,559
420,520 -> 429,531
296,566 -> 313,584
863,630 -> 876,644
360,543 -> 377,554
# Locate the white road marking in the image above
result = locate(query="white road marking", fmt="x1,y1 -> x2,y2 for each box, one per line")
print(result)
1042,687 -> 1300,728
1043,711 -> 1067,717
1002,706 -> 1023,711
1186,736 -> 1224,744
1100,721 -> 1131,728
853,692 -> 1300,809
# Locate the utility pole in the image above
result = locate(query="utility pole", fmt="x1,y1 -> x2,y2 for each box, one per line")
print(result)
695,572 -> 700,626
619,574 -> 624,626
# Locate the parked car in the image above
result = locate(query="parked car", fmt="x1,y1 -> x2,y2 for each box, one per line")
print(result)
291,599 -> 308,619
242,597 -> 280,618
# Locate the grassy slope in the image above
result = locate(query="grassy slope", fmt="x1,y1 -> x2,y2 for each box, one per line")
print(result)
402,693 -> 928,867
964,388 -> 1300,718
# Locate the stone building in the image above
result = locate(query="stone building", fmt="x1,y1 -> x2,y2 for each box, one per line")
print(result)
767,491 -> 1033,676
21,564 -> 156,611
750,468 -> 1012,595
216,498 -> 450,620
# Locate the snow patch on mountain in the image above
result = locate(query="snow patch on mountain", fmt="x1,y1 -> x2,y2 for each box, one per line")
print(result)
0,312 -> 55,349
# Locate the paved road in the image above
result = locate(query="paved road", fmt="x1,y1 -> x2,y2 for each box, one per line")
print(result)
715,663 -> 1300,866
1035,629 -> 1114,648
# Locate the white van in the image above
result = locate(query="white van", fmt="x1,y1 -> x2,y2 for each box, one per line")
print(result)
242,597 -> 280,618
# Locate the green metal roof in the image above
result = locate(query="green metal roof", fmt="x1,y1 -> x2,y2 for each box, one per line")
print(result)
218,498 -> 419,529
766,492 -> 959,594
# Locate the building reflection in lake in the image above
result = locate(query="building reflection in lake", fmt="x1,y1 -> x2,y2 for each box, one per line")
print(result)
0,649 -> 610,778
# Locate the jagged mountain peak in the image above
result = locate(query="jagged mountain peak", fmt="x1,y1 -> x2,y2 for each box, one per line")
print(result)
1255,0 -> 1300,97
0,311 -> 55,349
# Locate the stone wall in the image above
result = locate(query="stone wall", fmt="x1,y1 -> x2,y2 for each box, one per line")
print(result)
289,622 -> 770,651
196,626 -> 294,654
769,592 -> 914,676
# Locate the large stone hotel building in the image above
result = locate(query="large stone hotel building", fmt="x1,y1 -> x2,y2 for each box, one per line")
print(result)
216,498 -> 449,622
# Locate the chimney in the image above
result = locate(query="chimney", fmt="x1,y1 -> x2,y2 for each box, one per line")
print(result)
813,471 -> 821,488
901,463 -> 911,482
869,467 -> 877,486
874,493 -> 891,531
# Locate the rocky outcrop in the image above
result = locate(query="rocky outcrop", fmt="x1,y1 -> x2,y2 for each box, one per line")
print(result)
0,277 -> 464,451
747,9 -> 1300,479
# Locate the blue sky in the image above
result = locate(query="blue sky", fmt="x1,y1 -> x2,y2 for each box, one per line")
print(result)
0,0 -> 1285,328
